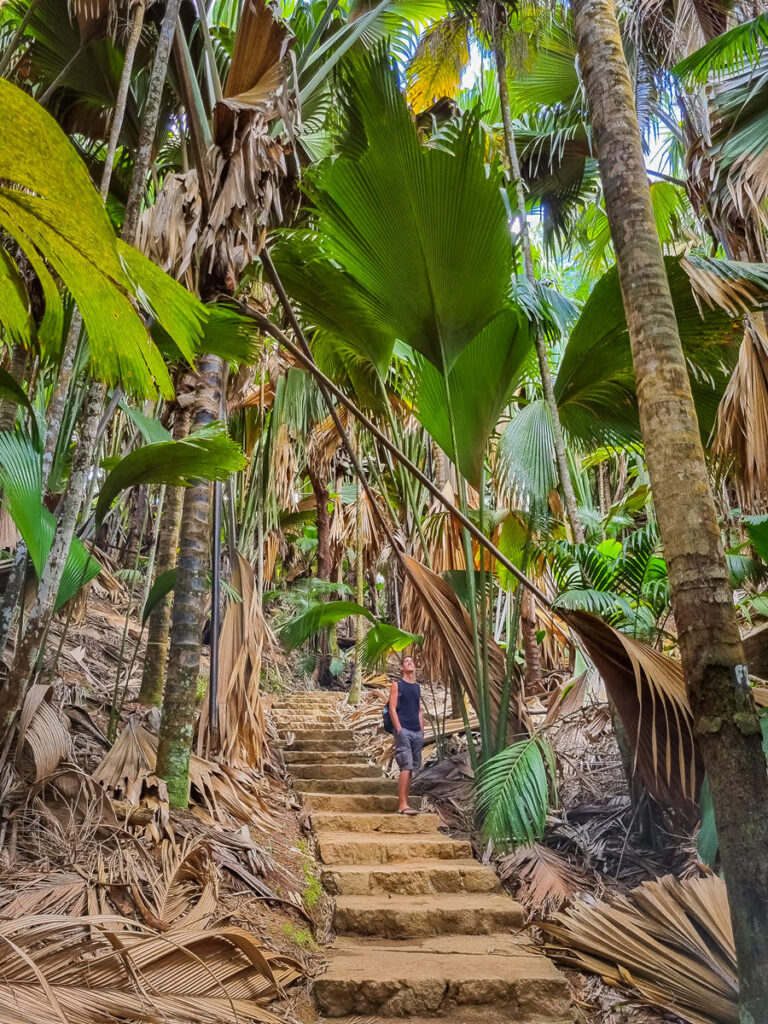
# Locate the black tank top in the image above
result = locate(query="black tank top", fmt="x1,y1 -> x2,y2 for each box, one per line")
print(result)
395,678 -> 421,731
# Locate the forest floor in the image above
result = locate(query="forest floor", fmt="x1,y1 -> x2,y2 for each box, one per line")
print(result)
0,588 -> 719,1024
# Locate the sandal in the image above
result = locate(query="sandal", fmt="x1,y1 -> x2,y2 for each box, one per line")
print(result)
398,808 -> 419,816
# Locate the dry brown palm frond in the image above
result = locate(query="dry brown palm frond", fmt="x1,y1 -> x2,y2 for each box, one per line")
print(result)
139,0 -> 291,292
542,874 -> 736,1024
92,714 -> 167,807
0,912 -> 303,1024
498,843 -> 590,919
128,836 -> 219,932
401,556 -> 529,739
544,672 -> 587,728
13,685 -> 71,783
272,422 -> 300,512
307,406 -> 348,485
712,318 -> 768,510
562,610 -> 700,817
0,870 -> 90,918
197,553 -> 273,771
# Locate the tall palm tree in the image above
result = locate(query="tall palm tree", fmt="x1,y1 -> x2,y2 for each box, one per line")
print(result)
571,0 -> 768,1015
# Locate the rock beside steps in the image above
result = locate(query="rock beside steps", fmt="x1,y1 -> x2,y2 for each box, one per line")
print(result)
272,692 -> 574,1022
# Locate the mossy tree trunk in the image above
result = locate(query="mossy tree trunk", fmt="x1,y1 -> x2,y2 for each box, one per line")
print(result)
572,2 -> 768,1017
156,354 -> 223,807
138,397 -> 193,706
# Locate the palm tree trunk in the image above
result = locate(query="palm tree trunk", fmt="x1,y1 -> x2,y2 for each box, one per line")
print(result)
3,378 -> 106,725
100,0 -> 146,202
494,38 -> 584,544
139,403 -> 192,706
571,2 -> 768,1016
521,586 -> 541,691
348,474 -> 364,706
156,354 -> 223,807
123,0 -> 185,245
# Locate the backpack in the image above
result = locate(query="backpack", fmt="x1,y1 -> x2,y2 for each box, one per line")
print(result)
381,703 -> 394,734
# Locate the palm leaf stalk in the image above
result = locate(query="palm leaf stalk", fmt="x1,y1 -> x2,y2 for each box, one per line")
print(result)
236,293 -> 551,606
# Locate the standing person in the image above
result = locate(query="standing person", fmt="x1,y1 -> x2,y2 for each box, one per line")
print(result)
388,655 -> 424,815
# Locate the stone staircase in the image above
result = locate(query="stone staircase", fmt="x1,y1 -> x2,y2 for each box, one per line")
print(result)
272,692 -> 574,1023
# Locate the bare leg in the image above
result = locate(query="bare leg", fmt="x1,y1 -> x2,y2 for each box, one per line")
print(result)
398,769 -> 412,812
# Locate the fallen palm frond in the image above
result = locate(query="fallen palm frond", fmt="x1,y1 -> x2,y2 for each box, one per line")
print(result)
402,555 -> 529,739
93,717 -> 278,832
197,553 -> 272,771
14,685 -> 71,782
542,874 -> 737,1024
561,610 -> 700,817
498,843 -> 590,918
0,912 -> 303,1024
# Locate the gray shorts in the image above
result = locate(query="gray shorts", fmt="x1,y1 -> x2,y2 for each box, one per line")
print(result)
394,728 -> 423,772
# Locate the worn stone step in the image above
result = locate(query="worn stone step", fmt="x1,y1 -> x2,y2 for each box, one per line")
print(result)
284,749 -> 367,764
273,713 -> 339,723
272,696 -> 344,707
317,831 -> 471,865
290,764 -> 382,781
303,793 -> 420,813
321,858 -> 499,896
334,894 -> 523,938
311,811 -> 441,834
278,728 -> 352,741
286,737 -> 357,752
331,1012 -> 574,1024
296,777 -> 397,795
313,935 -> 574,1018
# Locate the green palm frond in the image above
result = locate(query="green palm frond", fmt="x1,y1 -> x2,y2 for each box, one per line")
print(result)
278,599 -> 375,651
0,79 -> 202,398
415,309 -> 532,486
554,257 -> 748,450
357,622 -> 422,670
673,14 -> 768,84
0,431 -> 100,609
297,47 -> 516,373
94,423 -> 246,524
476,734 -> 557,848
497,398 -> 559,512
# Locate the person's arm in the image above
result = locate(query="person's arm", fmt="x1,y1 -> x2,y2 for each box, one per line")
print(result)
389,681 -> 401,734
419,704 -> 425,733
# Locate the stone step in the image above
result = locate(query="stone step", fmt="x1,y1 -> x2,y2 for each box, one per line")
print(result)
278,728 -> 352,741
285,737 -> 357,752
272,696 -> 344,707
283,749 -> 367,764
296,777 -> 397,795
317,831 -> 471,866
311,811 -> 441,834
273,714 -> 339,724
313,935 -> 574,1018
290,763 -> 383,781
321,859 -> 499,896
331,1012 -> 574,1024
303,794 -> 420,813
334,894 -> 524,938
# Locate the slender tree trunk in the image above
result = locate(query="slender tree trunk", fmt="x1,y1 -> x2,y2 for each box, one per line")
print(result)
521,586 -> 541,691
156,355 -> 223,807
139,402 -> 192,705
308,464 -> 331,579
122,0 -> 184,243
123,484 -> 149,568
3,379 -> 106,723
100,0 -> 146,200
572,3 -> 768,1017
494,38 -> 584,544
348,474 -> 364,705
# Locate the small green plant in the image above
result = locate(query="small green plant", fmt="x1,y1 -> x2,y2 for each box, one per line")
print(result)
302,863 -> 323,909
283,922 -> 317,949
